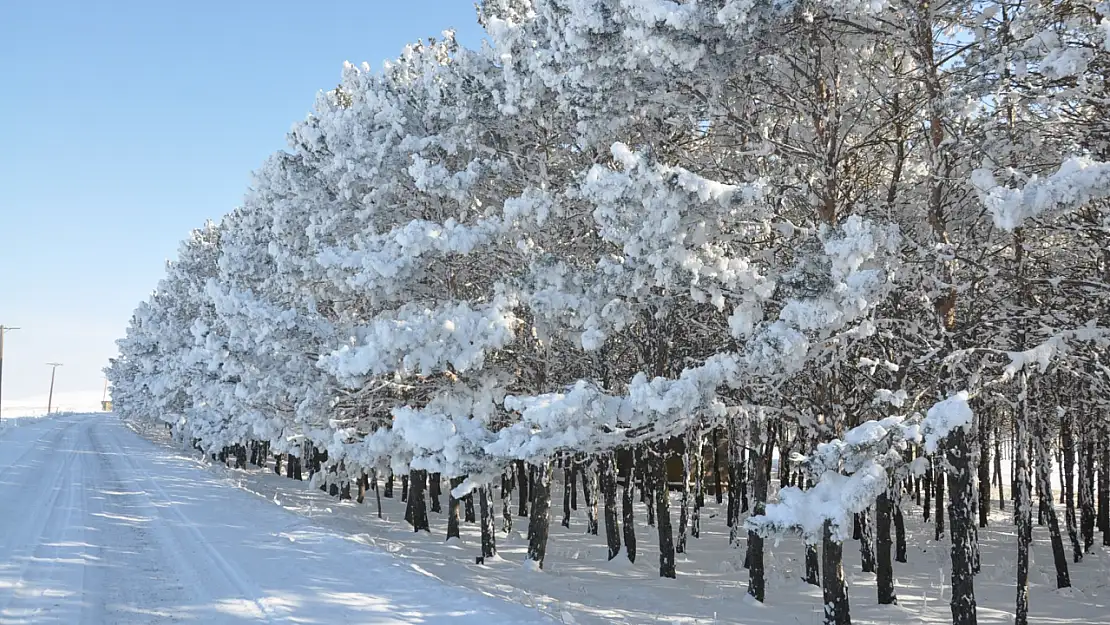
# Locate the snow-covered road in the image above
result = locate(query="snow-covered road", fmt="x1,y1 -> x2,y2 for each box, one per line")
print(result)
0,413 -> 549,624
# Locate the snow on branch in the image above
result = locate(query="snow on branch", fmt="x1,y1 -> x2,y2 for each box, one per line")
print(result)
318,297 -> 518,383
747,392 -> 973,543
999,325 -> 1110,382
972,157 -> 1110,231
475,217 -> 899,462
921,391 -> 973,454
316,218 -> 504,295
748,461 -> 889,543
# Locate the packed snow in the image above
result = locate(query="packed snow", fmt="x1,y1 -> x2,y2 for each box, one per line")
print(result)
0,413 -> 549,624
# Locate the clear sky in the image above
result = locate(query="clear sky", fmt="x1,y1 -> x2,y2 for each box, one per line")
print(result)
0,0 -> 485,407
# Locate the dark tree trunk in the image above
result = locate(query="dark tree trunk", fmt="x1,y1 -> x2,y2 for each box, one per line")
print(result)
858,508 -> 876,574
408,469 -> 429,532
384,471 -> 394,498
923,463 -> 932,522
805,477 -> 821,586
1013,429 -> 1020,524
1036,455 -> 1046,526
994,427 -> 1005,510
429,473 -> 442,513
935,460 -> 946,540
1035,435 -> 1071,588
562,463 -> 572,528
1061,410 -> 1082,562
805,541 -> 821,587
527,461 -> 553,569
464,489 -> 475,524
402,473 -> 409,503
516,459 -> 529,517
621,450 -> 637,563
1059,449 -> 1067,505
740,446 -> 750,513
447,476 -> 463,540
372,469 -> 382,519
803,539 -> 821,590
570,459 -> 579,511
727,422 -> 744,529
693,429 -> 703,539
404,480 -> 413,524
600,453 -> 621,560
747,425 -> 768,601
654,444 -> 676,579
946,427 -> 978,625
274,453 -> 283,475
913,448 -> 922,506
356,471 -> 367,504
1015,410 -> 1032,625
779,445 -> 791,489
479,484 -> 496,559
501,468 -> 513,534
894,498 -> 907,564
821,522 -> 850,625
312,445 -> 326,477
978,412 -> 991,527
971,516 -> 981,575
1080,441 -> 1096,551
677,433 -> 691,554
642,447 -> 656,527
583,458 -> 599,535
726,460 -> 738,528
1101,438 -> 1110,546
729,421 -> 745,549
713,428 -> 723,504
876,490 -> 897,605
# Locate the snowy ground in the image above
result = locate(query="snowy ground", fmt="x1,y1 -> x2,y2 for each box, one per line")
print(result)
0,390 -> 107,418
129,418 -> 1110,625
3,412 -> 1108,624
0,413 -> 551,624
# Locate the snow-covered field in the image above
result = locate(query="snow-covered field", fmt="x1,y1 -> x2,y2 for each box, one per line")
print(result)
126,416 -> 1110,624
0,391 -> 107,418
0,412 -> 550,624
3,411 -> 1108,624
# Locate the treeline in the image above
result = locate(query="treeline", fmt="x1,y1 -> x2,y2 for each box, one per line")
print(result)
108,2 -> 1110,624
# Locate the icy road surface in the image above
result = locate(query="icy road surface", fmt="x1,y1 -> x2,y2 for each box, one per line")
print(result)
0,413 -> 549,624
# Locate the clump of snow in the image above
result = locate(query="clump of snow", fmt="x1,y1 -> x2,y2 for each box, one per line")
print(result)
921,391 -> 973,454
972,157 -> 1110,231
872,388 -> 908,408
748,461 -> 889,543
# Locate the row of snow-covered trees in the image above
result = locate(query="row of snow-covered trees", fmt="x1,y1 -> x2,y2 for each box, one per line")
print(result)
108,1 -> 1110,624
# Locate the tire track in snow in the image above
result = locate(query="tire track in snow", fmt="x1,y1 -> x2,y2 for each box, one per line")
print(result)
0,416 -> 64,475
0,418 -> 83,622
85,420 -> 202,622
95,419 -> 280,623
2,423 -> 87,623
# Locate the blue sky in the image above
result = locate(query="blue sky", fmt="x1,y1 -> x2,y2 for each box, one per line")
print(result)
0,1 -> 485,406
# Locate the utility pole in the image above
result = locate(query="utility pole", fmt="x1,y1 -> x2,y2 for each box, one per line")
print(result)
0,325 -> 20,422
46,362 -> 63,415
